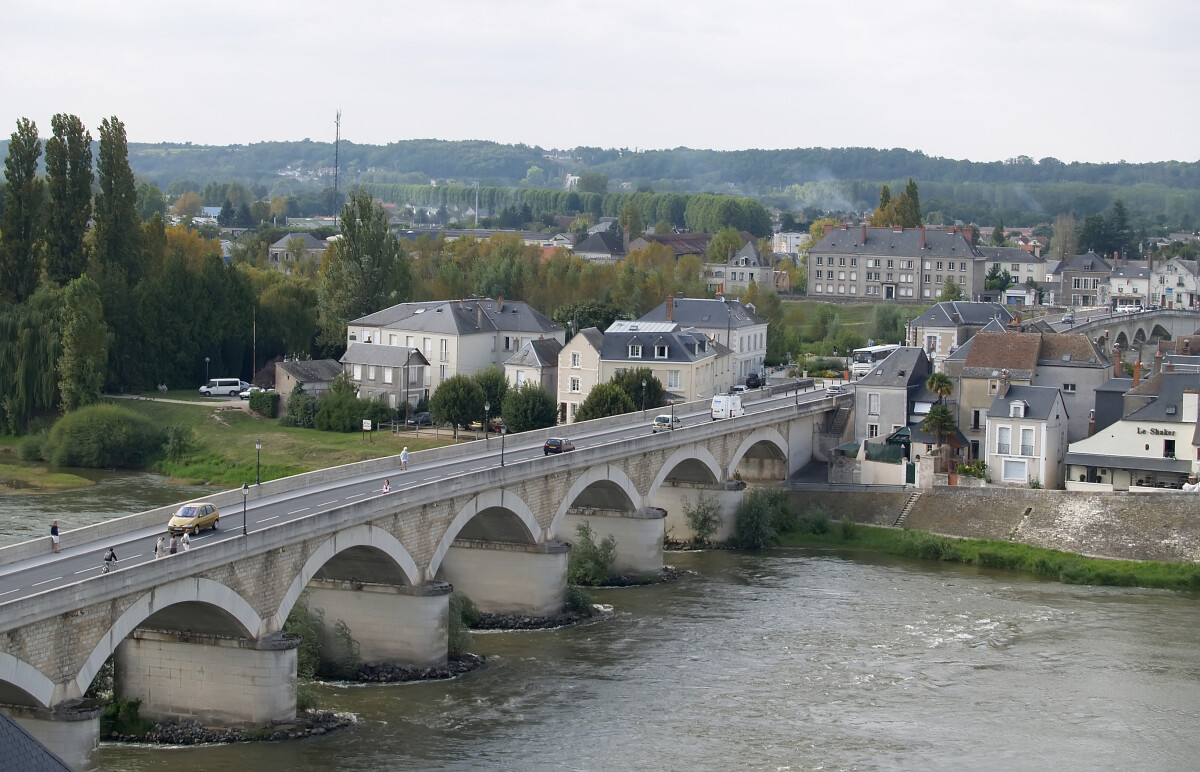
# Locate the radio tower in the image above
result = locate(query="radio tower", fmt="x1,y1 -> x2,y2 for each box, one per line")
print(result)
333,110 -> 341,215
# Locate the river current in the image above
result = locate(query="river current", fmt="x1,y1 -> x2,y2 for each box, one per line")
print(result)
94,548 -> 1200,771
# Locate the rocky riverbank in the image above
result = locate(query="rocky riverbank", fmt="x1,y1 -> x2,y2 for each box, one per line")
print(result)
105,710 -> 354,746
356,653 -> 486,682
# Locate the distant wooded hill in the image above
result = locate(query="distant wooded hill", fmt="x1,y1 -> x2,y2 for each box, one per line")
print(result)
3,137 -> 1199,229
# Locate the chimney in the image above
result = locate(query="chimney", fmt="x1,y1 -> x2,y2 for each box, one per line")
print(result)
862,224 -> 867,244
824,223 -> 836,236
922,226 -> 927,249
1184,388 -> 1199,425
476,305 -> 483,329
666,296 -> 674,323
1153,347 -> 1163,376
999,369 -> 1011,397
1183,338 -> 1192,356
1133,359 -> 1141,387
893,224 -> 904,234
497,295 -> 504,312
1088,409 -> 1096,437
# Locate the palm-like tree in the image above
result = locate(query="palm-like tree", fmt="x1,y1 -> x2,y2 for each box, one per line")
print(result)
922,404 -> 958,473
926,372 -> 953,404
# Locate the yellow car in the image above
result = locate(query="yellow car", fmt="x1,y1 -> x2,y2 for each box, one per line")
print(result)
167,501 -> 220,534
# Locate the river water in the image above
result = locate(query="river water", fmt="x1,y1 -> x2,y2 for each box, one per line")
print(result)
95,548 -> 1200,771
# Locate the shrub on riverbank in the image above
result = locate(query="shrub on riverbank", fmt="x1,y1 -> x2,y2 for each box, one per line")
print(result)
448,591 -> 480,655
568,521 -> 617,585
736,488 -> 800,549
42,404 -> 165,468
779,524 -> 1200,591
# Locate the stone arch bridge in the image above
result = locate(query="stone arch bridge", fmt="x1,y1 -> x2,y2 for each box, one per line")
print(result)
1067,309 -> 1200,357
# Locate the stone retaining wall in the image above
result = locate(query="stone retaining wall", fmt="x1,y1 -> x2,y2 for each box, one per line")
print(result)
788,487 -> 1200,563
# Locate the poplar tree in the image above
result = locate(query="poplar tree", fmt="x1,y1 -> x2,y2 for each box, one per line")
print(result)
44,114 -> 93,285
0,118 -> 45,303
93,116 -> 145,282
57,275 -> 109,411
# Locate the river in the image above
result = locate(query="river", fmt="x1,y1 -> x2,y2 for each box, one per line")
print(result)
95,548 -> 1200,771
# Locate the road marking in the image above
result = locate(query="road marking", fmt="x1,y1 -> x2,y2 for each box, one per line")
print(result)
257,515 -> 279,523
287,508 -> 309,515
75,567 -> 99,575
32,577 -> 63,587
346,492 -> 364,499
317,500 -> 337,507
0,588 -> 19,597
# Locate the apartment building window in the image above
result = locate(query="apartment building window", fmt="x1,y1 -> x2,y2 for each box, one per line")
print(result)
886,259 -> 894,269
850,285 -> 857,294
959,262 -> 967,271
868,423 -> 879,438
383,367 -> 393,384
924,261 -> 932,270
1062,383 -> 1076,393
655,344 -> 669,358
868,393 -> 880,415
569,403 -> 579,418
816,257 -> 824,265
997,426 -> 1011,455
440,365 -> 447,380
352,364 -> 362,380
629,344 -> 642,357
814,284 -> 823,293
1002,458 -> 1027,482
406,336 -> 414,347
815,270 -> 823,279
1165,439 -> 1176,459
850,258 -> 857,266
368,365 -> 376,380
936,275 -> 942,285
839,257 -> 846,266
1011,264 -> 1020,272
571,352 -> 581,368
439,340 -> 448,361
936,261 -> 944,270
1020,427 -> 1035,457
971,409 -> 983,431
388,334 -> 397,346
570,377 -> 581,392
838,285 -> 846,294
838,271 -> 846,281
423,337 -> 431,357
668,370 -> 680,389
959,276 -> 966,284
849,271 -> 857,281
827,284 -> 834,293
924,275 -> 931,284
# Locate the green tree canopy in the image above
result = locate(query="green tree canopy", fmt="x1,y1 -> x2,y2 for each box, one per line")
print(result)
611,368 -> 667,411
501,381 -> 557,433
429,374 -> 484,439
44,114 -> 93,285
574,382 -> 636,422
0,117 -> 45,304
472,366 -> 508,421
938,276 -> 965,301
57,275 -> 109,412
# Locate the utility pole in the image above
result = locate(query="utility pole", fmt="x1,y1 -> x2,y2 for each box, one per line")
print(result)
333,109 -> 341,215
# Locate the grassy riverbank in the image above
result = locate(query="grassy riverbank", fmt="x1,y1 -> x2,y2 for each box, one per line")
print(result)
779,523 -> 1200,591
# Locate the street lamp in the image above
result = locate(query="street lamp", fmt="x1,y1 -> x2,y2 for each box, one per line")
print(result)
483,401 -> 490,446
204,356 -> 210,383
641,379 -> 647,417
241,483 -> 249,537
500,426 -> 506,466
255,438 -> 262,485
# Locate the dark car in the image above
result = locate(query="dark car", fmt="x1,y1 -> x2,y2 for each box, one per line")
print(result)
745,372 -> 762,389
543,437 -> 575,455
407,411 -> 434,427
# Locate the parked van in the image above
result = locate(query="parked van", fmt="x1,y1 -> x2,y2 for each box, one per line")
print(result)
200,378 -> 250,397
710,394 -> 745,420
651,414 -> 682,433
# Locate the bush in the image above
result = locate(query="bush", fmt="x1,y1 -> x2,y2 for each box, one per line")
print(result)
283,596 -> 325,680
735,496 -> 776,550
17,432 -> 45,461
835,517 -> 858,540
565,584 -> 595,615
314,393 -> 393,432
163,425 -> 194,462
248,390 -> 280,418
957,460 -> 987,478
329,619 -> 361,679
448,591 -> 479,655
280,387 -> 319,428
798,504 -> 832,535
295,682 -> 319,712
43,404 -> 166,469
567,521 -> 617,585
100,698 -> 155,737
682,493 -> 723,546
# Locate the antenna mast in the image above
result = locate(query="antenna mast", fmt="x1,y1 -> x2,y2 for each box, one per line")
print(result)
333,110 -> 341,214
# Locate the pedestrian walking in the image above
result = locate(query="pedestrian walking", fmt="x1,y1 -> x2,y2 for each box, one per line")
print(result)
50,520 -> 60,553
382,478 -> 391,493
181,532 -> 191,551
400,447 -> 409,471
155,536 -> 166,559
169,535 -> 179,555
103,547 -> 118,573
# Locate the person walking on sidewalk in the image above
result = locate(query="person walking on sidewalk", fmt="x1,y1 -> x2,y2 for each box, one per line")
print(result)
155,536 -> 166,559
50,521 -> 60,553
400,447 -> 409,471
382,478 -> 391,493
169,534 -> 179,555
181,531 -> 191,551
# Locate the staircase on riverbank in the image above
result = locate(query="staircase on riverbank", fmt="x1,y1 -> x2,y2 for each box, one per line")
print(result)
893,491 -> 922,528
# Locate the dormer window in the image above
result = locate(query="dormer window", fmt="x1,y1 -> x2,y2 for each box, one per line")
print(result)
629,344 -> 642,358
655,344 -> 668,358
1010,401 -> 1026,418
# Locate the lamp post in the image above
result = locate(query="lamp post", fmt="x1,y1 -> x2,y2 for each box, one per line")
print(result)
483,401 -> 490,446
641,379 -> 647,417
204,357 -> 210,383
241,483 -> 249,537
500,427 -> 506,466
255,438 -> 262,485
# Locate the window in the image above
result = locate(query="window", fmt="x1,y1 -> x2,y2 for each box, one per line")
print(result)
868,423 -> 879,438
571,352 -> 581,368
959,262 -> 966,271
814,284 -> 823,293
816,257 -> 824,265
668,370 -> 680,389
923,261 -> 932,270
439,340 -> 448,361
838,271 -> 846,281
406,336 -> 414,347
1021,427 -> 1034,457
655,344 -> 668,358
570,402 -> 579,417
368,365 -> 376,380
423,337 -> 431,357
839,257 -> 846,266
1002,458 -> 1027,482
383,367 -> 393,384
959,276 -> 966,285
971,409 -> 983,431
997,426 -> 1011,455
849,271 -> 857,281
850,258 -> 857,266
924,275 -> 931,284
937,261 -> 944,270
352,364 -> 362,380
1165,439 -> 1176,459
439,365 -> 447,380
1062,383 -> 1076,393
868,393 -> 880,415
629,344 -> 642,358
388,334 -> 397,346
1011,263 -> 1020,272
1010,401 -> 1025,418
570,376 -> 581,392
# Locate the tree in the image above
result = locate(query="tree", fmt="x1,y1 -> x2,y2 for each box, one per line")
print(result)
1107,199 -> 1133,259
429,374 -> 484,439
926,372 -> 953,405
94,116 -> 145,282
553,300 -> 623,337
574,382 -> 636,422
0,118 -> 44,304
172,191 -> 204,217
0,283 -> 62,433
618,202 -> 644,241
135,183 -> 167,221
576,173 -> 608,195
472,366 -> 508,422
1050,213 -> 1077,260
501,381 -> 557,433
1077,214 -> 1109,255
611,368 -> 666,411
44,114 -> 93,285
317,190 -> 412,351
705,227 -> 745,262
921,404 -> 957,472
898,177 -> 921,227
938,277 -> 964,301
984,263 -> 1013,292
878,185 -> 892,212
990,219 -> 1008,246
217,198 -> 236,226
57,275 -> 109,412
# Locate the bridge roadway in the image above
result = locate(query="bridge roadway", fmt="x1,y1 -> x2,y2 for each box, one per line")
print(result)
0,384 -> 844,604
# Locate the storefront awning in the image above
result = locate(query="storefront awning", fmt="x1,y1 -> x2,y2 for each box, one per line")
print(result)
1065,452 -> 1192,474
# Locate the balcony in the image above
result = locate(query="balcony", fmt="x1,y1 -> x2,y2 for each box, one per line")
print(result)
997,443 -> 1011,455
1020,445 -> 1035,457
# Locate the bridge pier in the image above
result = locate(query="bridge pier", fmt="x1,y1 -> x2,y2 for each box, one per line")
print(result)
652,482 -> 744,544
438,540 -> 569,616
561,506 -> 665,576
305,579 -> 451,668
115,630 -> 299,728
3,702 -> 100,771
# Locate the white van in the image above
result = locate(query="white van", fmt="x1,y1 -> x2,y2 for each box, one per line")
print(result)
200,378 -> 251,397
710,394 -> 745,420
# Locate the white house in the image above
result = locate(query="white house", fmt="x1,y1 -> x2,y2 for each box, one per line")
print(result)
984,382 -> 1068,488
637,296 -> 764,382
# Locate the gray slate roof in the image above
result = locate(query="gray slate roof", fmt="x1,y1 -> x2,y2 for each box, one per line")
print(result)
270,233 -> 327,251
1054,251 -> 1111,275
858,347 -> 930,388
911,301 -> 1014,329
276,359 -> 343,383
340,343 -> 428,368
976,246 -> 1044,263
812,226 -> 981,259
638,297 -> 764,329
987,384 -> 1064,420
600,327 -> 716,364
352,299 -> 563,337
505,338 -> 563,368
573,230 -> 625,256
1125,372 -> 1200,425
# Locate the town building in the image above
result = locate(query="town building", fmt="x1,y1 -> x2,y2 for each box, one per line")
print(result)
1108,265 -> 1151,310
852,347 -> 933,442
1054,251 -> 1112,307
1149,257 -> 1200,309
907,301 -> 1015,372
572,231 -> 625,264
703,241 -> 773,295
977,246 -> 1048,288
637,297 -> 764,382
274,358 -> 344,412
340,343 -> 429,409
504,337 -> 564,393
268,233 -> 328,274
984,380 -> 1068,488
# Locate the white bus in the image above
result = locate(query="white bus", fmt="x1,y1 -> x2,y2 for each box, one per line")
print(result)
850,344 -> 901,378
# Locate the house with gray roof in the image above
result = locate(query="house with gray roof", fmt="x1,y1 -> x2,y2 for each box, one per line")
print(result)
347,298 -> 565,394
977,246 -> 1048,290
0,710 -> 73,772
908,301 -> 1014,372
985,378 -> 1068,488
504,337 -> 563,393
275,358 -> 344,412
852,347 -> 932,443
340,343 -> 429,409
704,240 -> 773,296
638,297 -> 765,382
1150,257 -> 1200,309
572,231 -> 625,264
268,233 -> 328,274
808,225 -> 986,302
1055,251 -> 1112,308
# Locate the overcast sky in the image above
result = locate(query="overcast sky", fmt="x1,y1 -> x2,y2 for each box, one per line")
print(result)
3,0 -> 1196,164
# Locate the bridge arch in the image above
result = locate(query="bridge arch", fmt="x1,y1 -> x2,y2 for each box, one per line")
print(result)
76,577 -> 260,701
549,463 -> 643,540
727,427 -> 789,481
271,524 -> 421,631
0,651 -> 56,709
645,445 -> 724,504
428,489 -> 541,578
